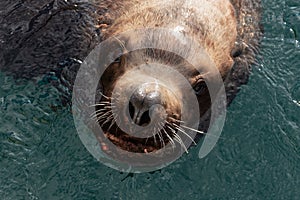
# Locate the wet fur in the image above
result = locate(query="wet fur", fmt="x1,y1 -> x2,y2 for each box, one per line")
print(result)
0,0 -> 262,94
0,0 -> 262,150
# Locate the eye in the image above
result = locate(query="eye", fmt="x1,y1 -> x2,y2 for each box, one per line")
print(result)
231,42 -> 243,58
193,81 -> 207,95
113,57 -> 121,63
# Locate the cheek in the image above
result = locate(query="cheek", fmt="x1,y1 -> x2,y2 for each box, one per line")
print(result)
220,56 -> 234,77
101,63 -> 125,92
163,95 -> 181,114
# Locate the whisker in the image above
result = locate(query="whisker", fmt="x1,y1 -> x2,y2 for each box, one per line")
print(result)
172,132 -> 188,153
162,128 -> 175,149
180,124 -> 205,135
168,117 -> 185,124
157,122 -> 166,148
153,123 -> 164,148
91,112 -> 104,120
180,124 -> 224,140
91,110 -> 112,120
145,136 -> 149,145
100,114 -> 114,127
89,102 -> 112,107
107,114 -> 118,132
166,124 -> 188,153
98,92 -> 112,100
91,107 -> 112,116
114,121 -> 119,134
152,126 -> 158,146
95,111 -> 113,121
172,123 -> 197,145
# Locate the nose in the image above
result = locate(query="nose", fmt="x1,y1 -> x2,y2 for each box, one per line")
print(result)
129,87 -> 162,126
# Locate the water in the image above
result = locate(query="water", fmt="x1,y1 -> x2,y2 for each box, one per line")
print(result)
0,0 -> 299,199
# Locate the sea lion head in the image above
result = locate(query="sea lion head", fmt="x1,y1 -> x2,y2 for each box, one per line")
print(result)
91,0 -> 237,153
94,33 -> 221,153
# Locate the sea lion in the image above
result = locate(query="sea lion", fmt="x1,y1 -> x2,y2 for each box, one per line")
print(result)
85,0 -> 263,153
0,0 -> 262,154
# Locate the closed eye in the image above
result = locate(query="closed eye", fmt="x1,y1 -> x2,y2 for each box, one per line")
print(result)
193,81 -> 207,95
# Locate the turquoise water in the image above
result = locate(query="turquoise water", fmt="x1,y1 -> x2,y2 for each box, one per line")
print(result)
0,0 -> 299,199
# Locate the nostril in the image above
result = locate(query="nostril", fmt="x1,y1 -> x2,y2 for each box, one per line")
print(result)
129,101 -> 135,119
128,101 -> 151,126
128,86 -> 162,126
139,110 -> 151,126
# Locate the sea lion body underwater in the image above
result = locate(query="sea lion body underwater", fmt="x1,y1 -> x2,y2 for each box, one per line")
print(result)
0,0 -> 262,153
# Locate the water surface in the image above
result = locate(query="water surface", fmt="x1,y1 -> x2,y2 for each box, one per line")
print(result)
0,0 -> 299,199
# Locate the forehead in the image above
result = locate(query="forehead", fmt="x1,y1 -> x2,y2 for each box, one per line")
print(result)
123,48 -> 216,78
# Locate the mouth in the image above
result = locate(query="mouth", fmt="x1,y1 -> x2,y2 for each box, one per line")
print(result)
104,126 -> 174,153
93,100 -> 183,153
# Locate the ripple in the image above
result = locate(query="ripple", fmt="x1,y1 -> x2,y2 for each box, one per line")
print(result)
1,0 -> 300,199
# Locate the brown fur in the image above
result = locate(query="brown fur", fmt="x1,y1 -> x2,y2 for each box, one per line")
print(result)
100,0 -> 237,78
0,0 -> 261,153
93,0 -> 262,152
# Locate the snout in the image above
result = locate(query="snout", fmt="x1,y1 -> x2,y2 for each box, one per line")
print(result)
129,86 -> 162,126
